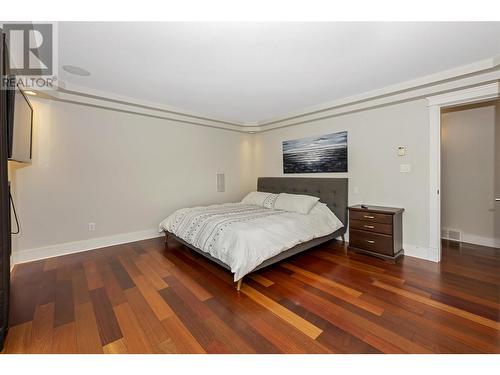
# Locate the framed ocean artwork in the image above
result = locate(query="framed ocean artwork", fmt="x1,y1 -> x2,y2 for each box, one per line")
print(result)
283,131 -> 348,173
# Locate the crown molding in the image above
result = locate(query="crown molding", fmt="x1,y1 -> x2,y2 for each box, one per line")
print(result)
426,81 -> 499,107
257,56 -> 500,131
494,53 -> 500,67
31,55 -> 500,134
258,56 -> 499,126
57,81 -> 246,127
37,81 -> 254,133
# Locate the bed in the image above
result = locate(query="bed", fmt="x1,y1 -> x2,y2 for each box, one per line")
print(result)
160,177 -> 348,290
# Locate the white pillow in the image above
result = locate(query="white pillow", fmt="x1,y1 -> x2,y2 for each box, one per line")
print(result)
274,193 -> 320,215
241,191 -> 278,208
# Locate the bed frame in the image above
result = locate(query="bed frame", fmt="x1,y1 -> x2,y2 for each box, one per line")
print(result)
164,177 -> 348,290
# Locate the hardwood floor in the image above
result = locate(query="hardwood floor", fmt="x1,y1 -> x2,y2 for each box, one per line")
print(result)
3,237 -> 500,353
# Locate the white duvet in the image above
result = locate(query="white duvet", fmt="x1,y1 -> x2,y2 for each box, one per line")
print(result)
159,202 -> 343,281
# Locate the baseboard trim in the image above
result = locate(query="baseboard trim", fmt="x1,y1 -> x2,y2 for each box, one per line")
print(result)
441,233 -> 500,249
404,243 -> 439,262
11,231 -> 441,266
11,228 -> 163,265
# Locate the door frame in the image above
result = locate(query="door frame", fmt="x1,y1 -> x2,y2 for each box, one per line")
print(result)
427,82 -> 500,262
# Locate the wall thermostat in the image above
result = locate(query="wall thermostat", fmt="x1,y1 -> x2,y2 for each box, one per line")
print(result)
397,146 -> 406,156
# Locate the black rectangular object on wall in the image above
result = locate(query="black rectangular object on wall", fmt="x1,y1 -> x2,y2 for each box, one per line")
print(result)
0,28 -> 12,352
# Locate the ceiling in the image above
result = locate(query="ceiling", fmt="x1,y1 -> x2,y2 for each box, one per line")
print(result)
58,22 -> 500,124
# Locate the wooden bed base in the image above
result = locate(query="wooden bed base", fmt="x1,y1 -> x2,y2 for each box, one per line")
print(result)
162,177 -> 348,290
163,229 -> 345,291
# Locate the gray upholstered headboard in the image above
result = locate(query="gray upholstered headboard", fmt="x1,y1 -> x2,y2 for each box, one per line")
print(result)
257,177 -> 349,226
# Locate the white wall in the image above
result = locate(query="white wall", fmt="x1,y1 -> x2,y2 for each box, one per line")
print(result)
441,104 -> 497,247
9,99 -> 254,261
254,99 -> 431,255
10,96 -> 472,263
496,101 -> 500,243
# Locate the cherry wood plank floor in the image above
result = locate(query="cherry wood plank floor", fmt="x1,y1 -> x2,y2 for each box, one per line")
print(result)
3,238 -> 500,353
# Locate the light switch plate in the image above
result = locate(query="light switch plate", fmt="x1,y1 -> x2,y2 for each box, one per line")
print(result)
397,146 -> 406,156
400,164 -> 411,173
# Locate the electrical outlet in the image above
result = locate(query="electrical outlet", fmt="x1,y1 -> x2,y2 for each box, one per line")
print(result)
88,222 -> 96,231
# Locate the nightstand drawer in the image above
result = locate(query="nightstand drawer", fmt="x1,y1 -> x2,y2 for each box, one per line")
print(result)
349,210 -> 393,224
349,229 -> 393,256
349,219 -> 392,235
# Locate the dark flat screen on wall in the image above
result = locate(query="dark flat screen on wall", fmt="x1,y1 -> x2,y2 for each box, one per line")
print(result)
7,85 -> 33,163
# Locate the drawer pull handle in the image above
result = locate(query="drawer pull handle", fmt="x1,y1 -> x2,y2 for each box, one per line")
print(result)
365,240 -> 375,244
364,225 -> 375,229
364,215 -> 375,219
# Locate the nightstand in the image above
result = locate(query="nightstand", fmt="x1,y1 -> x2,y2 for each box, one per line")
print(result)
348,205 -> 404,261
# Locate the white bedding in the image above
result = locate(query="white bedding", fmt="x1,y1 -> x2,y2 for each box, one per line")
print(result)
159,202 -> 343,281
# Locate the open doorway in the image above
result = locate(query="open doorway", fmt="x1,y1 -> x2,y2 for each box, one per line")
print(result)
440,99 -> 500,261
